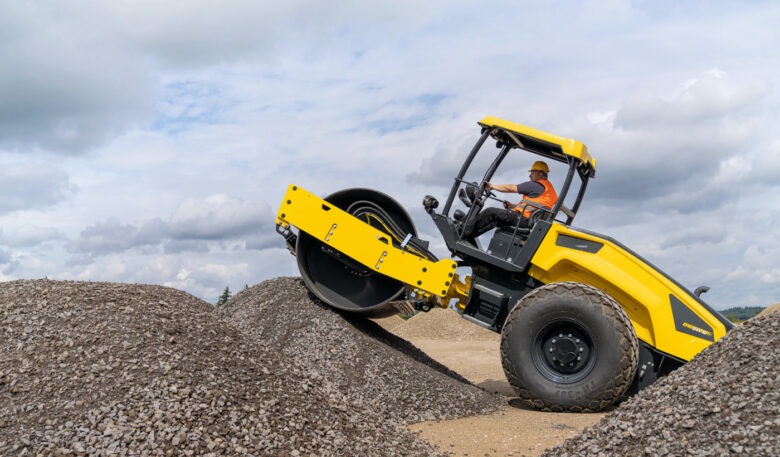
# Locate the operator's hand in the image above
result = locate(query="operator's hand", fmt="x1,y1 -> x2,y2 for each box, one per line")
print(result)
503,200 -> 513,209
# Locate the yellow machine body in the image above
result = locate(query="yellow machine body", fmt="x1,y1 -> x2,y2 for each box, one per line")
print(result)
276,184 -> 727,363
275,116 -> 733,408
279,187 -> 727,362
528,223 -> 729,362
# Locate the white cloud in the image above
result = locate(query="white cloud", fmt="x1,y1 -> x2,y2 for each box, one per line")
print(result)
1,0 -> 779,309
168,194 -> 272,240
750,139 -> 780,186
714,156 -> 752,185
586,110 -> 616,127
0,163 -> 73,214
0,225 -> 63,247
762,269 -> 780,284
65,194 -> 272,257
0,2 -> 152,154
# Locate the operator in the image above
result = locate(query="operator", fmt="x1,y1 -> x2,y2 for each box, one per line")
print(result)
461,161 -> 558,241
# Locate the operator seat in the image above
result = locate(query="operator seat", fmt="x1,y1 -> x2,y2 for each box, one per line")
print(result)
487,205 -> 549,258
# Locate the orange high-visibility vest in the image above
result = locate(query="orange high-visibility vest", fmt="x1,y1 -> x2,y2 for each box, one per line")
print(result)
512,179 -> 558,218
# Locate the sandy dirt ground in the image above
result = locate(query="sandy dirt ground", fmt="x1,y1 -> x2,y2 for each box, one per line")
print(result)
374,309 -> 605,457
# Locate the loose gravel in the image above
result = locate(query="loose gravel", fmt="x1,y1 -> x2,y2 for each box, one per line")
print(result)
0,279 -> 444,456
217,277 -> 503,424
541,312 -> 780,457
2,277 -> 777,456
381,307 -> 499,342
758,302 -> 779,317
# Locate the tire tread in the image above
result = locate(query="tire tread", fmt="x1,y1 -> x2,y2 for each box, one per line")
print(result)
500,282 -> 638,412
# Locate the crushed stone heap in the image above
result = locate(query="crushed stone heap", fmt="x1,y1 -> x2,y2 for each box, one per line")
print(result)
218,277 -> 503,424
542,312 -> 780,457
379,306 -> 500,342
0,279 -> 444,456
758,302 -> 780,317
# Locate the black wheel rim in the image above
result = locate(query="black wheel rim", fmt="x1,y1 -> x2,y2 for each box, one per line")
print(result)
531,318 -> 596,384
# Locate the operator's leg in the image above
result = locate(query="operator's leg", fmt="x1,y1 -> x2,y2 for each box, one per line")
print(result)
463,208 -> 519,238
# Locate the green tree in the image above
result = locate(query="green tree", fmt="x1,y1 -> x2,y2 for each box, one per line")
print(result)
215,286 -> 232,308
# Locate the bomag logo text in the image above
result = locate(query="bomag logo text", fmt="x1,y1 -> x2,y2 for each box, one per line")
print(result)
682,322 -> 712,337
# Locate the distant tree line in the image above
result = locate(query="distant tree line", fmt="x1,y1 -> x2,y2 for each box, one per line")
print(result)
720,306 -> 765,323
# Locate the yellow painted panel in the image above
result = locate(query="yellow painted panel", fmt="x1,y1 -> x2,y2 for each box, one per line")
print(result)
276,185 -> 458,297
529,223 -> 729,361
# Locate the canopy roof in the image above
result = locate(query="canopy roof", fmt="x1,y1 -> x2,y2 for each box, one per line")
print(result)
478,116 -> 596,171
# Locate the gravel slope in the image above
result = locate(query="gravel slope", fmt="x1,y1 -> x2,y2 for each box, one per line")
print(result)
2,277 -> 777,456
541,312 -> 780,457
0,279 -> 442,456
217,277 -> 503,424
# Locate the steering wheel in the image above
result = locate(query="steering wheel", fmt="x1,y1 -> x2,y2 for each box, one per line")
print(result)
457,182 -> 477,207
458,181 -> 496,210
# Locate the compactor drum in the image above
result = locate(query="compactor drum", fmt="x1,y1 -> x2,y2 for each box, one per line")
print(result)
294,188 -> 416,318
275,116 -> 734,411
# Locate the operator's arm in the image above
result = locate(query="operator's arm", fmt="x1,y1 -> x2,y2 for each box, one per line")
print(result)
488,181 -> 544,196
495,181 -> 545,209
487,183 -> 519,193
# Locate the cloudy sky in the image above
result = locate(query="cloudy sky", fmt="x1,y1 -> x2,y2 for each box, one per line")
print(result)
1,0 -> 778,309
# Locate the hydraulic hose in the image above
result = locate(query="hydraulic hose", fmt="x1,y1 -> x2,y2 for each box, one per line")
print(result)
345,200 -> 439,262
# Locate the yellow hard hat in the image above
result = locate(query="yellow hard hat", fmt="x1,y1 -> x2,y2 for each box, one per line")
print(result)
529,161 -> 550,173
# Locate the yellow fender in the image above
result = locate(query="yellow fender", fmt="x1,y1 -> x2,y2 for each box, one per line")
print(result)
528,223 -> 731,361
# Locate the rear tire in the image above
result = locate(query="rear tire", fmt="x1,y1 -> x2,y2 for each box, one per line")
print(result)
500,282 -> 638,412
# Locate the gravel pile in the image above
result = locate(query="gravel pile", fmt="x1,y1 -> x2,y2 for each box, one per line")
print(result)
758,303 -> 779,317
541,312 -> 780,457
379,307 -> 499,342
218,277 -> 503,424
0,279 -> 444,456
